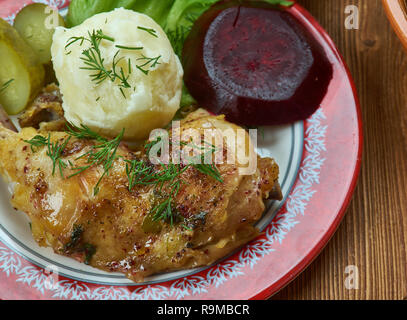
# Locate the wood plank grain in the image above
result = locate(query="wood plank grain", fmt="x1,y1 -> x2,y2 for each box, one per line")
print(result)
272,0 -> 407,300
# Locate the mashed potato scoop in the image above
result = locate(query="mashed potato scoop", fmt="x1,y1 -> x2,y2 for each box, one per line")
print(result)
51,8 -> 183,140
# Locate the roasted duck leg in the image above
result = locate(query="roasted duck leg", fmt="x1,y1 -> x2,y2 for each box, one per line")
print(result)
0,109 -> 281,282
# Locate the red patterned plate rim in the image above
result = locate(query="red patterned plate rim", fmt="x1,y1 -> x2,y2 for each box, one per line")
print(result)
0,0 -> 362,300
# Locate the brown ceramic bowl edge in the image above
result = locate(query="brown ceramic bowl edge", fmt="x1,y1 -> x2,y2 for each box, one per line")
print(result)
383,0 -> 407,51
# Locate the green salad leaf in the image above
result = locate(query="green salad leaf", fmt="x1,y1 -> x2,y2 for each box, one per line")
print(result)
67,0 -> 137,27
67,0 -> 178,28
131,0 -> 176,26
165,0 -> 219,56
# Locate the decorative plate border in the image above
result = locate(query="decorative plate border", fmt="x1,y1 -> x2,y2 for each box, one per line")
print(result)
0,0 -> 363,300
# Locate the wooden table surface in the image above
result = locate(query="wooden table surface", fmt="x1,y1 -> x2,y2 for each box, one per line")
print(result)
272,0 -> 407,300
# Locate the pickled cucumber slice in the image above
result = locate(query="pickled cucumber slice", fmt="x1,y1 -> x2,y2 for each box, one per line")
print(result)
0,18 -> 45,115
13,3 -> 65,64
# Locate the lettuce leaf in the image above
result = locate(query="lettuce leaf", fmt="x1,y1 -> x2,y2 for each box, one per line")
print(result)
67,0 -> 138,27
131,0 -> 176,26
165,0 -> 219,56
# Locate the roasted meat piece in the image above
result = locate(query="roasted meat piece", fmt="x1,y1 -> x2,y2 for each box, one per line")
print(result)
18,83 -> 66,131
0,109 -> 281,282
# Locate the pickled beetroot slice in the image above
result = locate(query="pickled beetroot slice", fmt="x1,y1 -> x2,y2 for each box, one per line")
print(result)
182,0 -> 333,126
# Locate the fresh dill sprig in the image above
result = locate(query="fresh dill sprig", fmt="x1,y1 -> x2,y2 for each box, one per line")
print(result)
125,159 -> 155,190
0,79 -> 14,94
125,158 -> 188,227
66,125 -> 124,195
137,26 -> 158,38
25,125 -> 124,193
24,134 -> 71,178
80,48 -> 112,85
47,135 -> 71,178
136,55 -> 162,75
125,159 -> 189,191
145,137 -> 223,183
66,123 -> 108,142
193,162 -> 223,183
181,140 -> 223,183
67,29 -> 115,85
25,124 -> 125,194
65,29 -> 134,98
24,135 -> 48,152
65,28 -> 162,93
129,137 -> 224,229
65,29 -> 114,50
144,136 -> 162,155
111,51 -> 132,98
151,179 -> 182,226
115,45 -> 143,51
154,163 -> 189,190
151,196 -> 175,225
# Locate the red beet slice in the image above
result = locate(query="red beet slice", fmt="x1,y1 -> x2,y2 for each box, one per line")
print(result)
182,0 -> 333,126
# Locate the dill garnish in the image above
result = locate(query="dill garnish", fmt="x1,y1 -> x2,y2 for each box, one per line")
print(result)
24,135 -> 48,152
65,28 -> 162,90
23,125 -> 223,228
150,180 -> 182,226
115,45 -> 143,51
65,29 -> 133,97
144,137 -> 223,183
112,51 -> 132,98
65,29 -> 115,85
66,124 -> 124,195
63,224 -> 96,265
193,162 -> 223,183
137,26 -> 158,38
144,136 -> 163,155
0,79 -> 14,94
64,224 -> 84,250
47,135 -> 71,178
25,124 -> 125,195
127,137 -> 223,228
186,141 -> 223,183
66,123 -> 107,142
24,134 -> 71,178
136,55 -> 162,75
125,159 -> 188,192
65,29 -> 114,50
125,159 -> 155,190
166,26 -> 188,57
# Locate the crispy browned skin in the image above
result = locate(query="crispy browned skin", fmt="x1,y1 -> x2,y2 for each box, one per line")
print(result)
18,83 -> 66,131
0,109 -> 281,282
